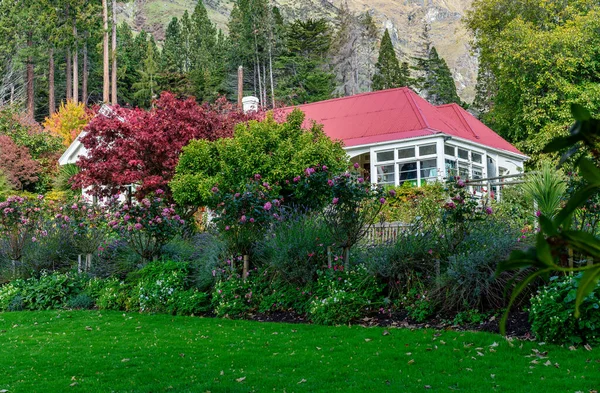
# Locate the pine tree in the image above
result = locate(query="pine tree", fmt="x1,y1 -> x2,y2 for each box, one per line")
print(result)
419,47 -> 461,105
372,29 -> 408,91
162,18 -> 183,73
133,42 -> 159,108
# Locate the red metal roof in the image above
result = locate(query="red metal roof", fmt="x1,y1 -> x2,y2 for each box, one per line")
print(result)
280,87 -> 524,156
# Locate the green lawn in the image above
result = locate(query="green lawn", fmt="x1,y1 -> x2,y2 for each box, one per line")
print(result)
0,311 -> 598,392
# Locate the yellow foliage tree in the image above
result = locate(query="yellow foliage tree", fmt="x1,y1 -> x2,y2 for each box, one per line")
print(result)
43,101 -> 93,147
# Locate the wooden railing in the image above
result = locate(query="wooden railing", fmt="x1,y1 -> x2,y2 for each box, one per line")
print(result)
363,222 -> 410,245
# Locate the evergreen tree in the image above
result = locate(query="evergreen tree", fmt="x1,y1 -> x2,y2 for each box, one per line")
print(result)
162,17 -> 183,73
133,41 -> 159,108
418,47 -> 461,105
372,29 -> 408,91
275,18 -> 334,105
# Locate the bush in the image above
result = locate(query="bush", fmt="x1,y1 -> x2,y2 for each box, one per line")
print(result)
257,277 -> 314,315
67,293 -> 95,310
530,274 -> 600,345
0,282 -> 21,311
308,265 -> 382,325
96,278 -> 131,311
211,271 -> 260,318
255,212 -> 333,284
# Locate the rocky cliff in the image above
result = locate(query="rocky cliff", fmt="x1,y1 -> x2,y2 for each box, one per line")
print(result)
116,0 -> 477,102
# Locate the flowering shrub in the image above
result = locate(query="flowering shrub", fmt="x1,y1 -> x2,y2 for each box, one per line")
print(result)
132,260 -> 210,315
43,100 -> 93,147
0,195 -> 46,265
308,265 -> 382,325
96,278 -> 131,311
211,272 -> 260,317
107,190 -> 184,262
529,274 -> 600,345
53,200 -> 108,258
211,179 -> 283,257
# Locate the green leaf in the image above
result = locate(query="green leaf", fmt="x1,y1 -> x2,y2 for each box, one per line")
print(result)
500,269 -> 550,336
562,230 -> 600,260
574,266 -> 600,318
555,184 -> 599,227
538,215 -> 557,236
571,104 -> 591,121
543,136 -> 578,153
578,158 -> 600,185
535,232 -> 556,267
497,248 -> 541,273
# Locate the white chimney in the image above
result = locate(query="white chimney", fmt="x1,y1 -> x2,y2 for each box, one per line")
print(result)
242,96 -> 259,113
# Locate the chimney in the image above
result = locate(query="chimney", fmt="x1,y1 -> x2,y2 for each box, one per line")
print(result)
242,96 -> 259,113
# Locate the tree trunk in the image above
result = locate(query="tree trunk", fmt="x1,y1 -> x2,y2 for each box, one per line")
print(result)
269,46 -> 275,109
82,38 -> 88,104
262,62 -> 267,107
48,47 -> 55,115
102,0 -> 110,103
256,57 -> 262,107
73,23 -> 79,103
26,31 -> 34,119
111,0 -> 117,105
66,48 -> 72,101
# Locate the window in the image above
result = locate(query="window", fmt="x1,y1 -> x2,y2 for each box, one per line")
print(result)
376,150 -> 394,162
472,152 -> 482,164
419,144 -> 437,156
420,159 -> 437,184
445,159 -> 457,177
398,162 -> 417,186
472,166 -> 483,192
459,163 -> 469,179
397,147 -> 415,159
458,148 -> 469,160
376,164 -> 395,184
444,144 -> 455,156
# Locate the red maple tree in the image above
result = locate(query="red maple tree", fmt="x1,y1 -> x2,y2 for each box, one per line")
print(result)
0,135 -> 41,191
73,92 -> 259,201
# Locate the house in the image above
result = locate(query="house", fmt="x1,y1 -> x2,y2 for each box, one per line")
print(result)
281,87 -> 527,188
60,88 -> 526,198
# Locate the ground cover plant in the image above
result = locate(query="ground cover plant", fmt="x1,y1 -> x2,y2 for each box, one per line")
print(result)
0,311 -> 598,393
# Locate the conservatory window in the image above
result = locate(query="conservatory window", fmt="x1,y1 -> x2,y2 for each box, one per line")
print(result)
472,152 -> 483,164
419,144 -> 437,156
445,159 -> 457,177
472,166 -> 484,192
376,164 -> 395,184
398,161 -> 417,186
459,163 -> 470,179
444,144 -> 455,156
420,159 -> 437,185
458,148 -> 469,160
376,150 -> 394,162
398,147 -> 415,159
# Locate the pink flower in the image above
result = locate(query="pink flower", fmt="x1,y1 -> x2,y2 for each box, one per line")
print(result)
327,179 -> 334,187
211,186 -> 219,193
37,195 -> 44,200
234,193 -> 241,198
446,202 -> 456,209
156,189 -> 164,194
485,206 -> 493,215
379,197 -> 386,204
428,249 -> 433,255
389,189 -> 397,197
332,197 -> 339,205
293,176 -> 301,183
263,201 -> 272,211
124,214 -> 130,221
322,165 -> 328,171
457,179 -> 465,188
31,237 -> 37,242
353,162 -> 360,169
225,225 -> 230,231
535,210 -> 541,217
305,167 -> 315,176
254,174 -> 262,180
240,215 -> 247,223
358,177 -> 364,183
249,218 -> 255,223
134,223 -> 143,230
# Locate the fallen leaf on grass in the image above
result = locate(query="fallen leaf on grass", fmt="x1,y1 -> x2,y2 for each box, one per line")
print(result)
424,386 -> 431,389
584,344 -> 593,351
85,326 -> 92,331
382,330 -> 390,336
298,379 -> 306,384
364,338 -> 372,342
544,360 -> 552,366
70,382 -> 78,387
477,352 -> 485,357
236,377 -> 246,383
0,390 -> 9,392
407,359 -> 415,365
121,358 -> 130,362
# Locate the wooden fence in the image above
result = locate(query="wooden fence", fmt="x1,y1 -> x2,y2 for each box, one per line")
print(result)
363,222 -> 410,245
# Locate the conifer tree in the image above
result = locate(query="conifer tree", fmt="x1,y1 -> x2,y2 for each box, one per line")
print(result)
372,29 -> 408,91
133,42 -> 159,108
419,47 -> 461,105
162,17 -> 183,73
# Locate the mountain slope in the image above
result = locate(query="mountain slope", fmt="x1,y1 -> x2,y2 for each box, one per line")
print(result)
116,0 -> 477,102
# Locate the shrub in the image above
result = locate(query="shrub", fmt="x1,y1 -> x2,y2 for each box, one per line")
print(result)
0,195 -> 46,267
308,265 -> 382,325
0,282 -> 21,311
530,274 -> 600,345
43,100 -> 92,147
257,278 -> 314,315
212,272 -> 259,318
96,278 -> 131,311
67,293 -> 95,310
255,212 -> 333,284
380,182 -> 445,223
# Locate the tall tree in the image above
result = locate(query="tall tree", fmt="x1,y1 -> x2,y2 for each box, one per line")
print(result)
102,0 -> 109,103
110,0 -> 117,104
133,41 -> 159,108
372,29 -> 408,91
417,47 -> 460,105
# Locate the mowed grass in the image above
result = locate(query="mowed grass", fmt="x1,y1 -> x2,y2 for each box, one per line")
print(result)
0,311 -> 598,392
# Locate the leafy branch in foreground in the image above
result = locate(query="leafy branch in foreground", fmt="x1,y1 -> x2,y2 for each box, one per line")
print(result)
497,104 -> 600,335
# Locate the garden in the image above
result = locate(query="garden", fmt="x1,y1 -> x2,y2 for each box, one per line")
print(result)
1,97 -> 600,391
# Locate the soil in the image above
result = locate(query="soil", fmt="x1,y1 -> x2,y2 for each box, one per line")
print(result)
247,310 -> 533,339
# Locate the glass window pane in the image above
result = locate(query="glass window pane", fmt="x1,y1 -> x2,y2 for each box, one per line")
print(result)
459,164 -> 469,178
398,161 -> 417,186
445,159 -> 457,177
376,164 -> 395,184
398,147 -> 415,159
376,150 -> 394,162
458,148 -> 469,160
472,152 -> 482,164
444,144 -> 455,156
420,159 -> 437,179
472,166 -> 483,179
419,144 -> 436,156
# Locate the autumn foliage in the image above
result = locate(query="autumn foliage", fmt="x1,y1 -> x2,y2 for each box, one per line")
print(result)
0,135 -> 41,191
43,101 -> 93,147
73,92 -> 259,201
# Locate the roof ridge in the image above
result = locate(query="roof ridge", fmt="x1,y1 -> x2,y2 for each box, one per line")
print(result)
450,103 -> 480,139
403,88 -> 430,130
